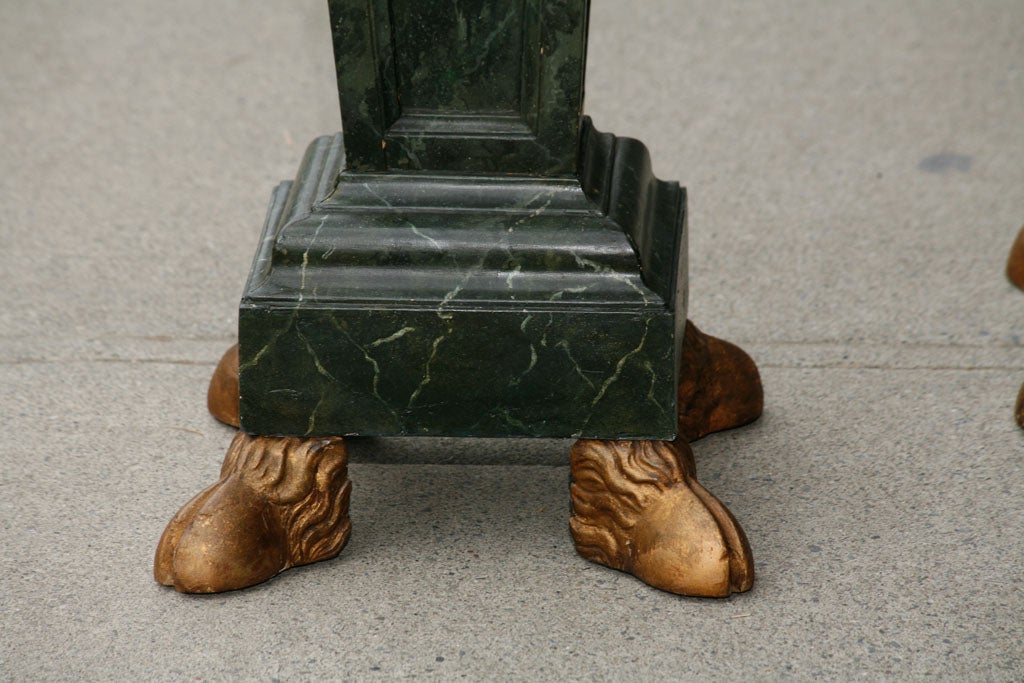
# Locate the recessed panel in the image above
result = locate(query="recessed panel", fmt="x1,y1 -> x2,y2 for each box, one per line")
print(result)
390,0 -> 526,115
331,0 -> 588,174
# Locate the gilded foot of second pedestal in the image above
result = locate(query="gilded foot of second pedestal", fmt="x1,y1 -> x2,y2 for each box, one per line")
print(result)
154,432 -> 351,593
1016,379 -> 1024,429
1007,225 -> 1024,291
569,439 -> 753,597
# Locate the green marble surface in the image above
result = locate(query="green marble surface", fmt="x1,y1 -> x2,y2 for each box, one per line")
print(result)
328,0 -> 587,174
240,307 -> 675,438
239,121 -> 687,438
389,0 -> 525,113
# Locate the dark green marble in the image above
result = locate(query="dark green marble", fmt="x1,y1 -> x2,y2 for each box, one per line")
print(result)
389,0 -> 525,112
237,1 -> 689,439
240,306 -> 675,438
239,121 -> 687,438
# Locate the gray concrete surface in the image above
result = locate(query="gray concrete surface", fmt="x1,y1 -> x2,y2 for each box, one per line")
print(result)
2,0 -> 1022,680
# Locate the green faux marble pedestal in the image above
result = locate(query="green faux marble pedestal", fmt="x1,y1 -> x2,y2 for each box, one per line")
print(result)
156,0 -> 765,599
239,119 -> 686,439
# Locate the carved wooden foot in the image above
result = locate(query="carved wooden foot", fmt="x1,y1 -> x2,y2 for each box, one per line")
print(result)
570,439 -> 753,597
677,320 -> 763,441
569,320 -> 761,597
154,432 -> 351,593
207,343 -> 240,428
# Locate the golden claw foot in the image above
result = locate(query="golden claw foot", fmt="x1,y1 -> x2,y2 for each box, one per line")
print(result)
207,343 -> 240,428
677,320 -> 763,442
569,319 -> 760,597
155,432 -> 351,593
569,439 -> 753,597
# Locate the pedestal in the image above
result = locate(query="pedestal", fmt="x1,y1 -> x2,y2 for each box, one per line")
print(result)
155,0 -> 764,597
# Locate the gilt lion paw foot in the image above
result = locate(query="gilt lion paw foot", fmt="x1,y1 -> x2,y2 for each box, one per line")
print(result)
207,343 -> 240,428
569,439 -> 753,597
678,320 -> 763,442
154,432 -> 351,593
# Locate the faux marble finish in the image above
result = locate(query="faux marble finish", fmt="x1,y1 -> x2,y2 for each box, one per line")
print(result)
240,306 -> 675,438
389,0 -> 526,113
239,120 -> 688,438
328,0 -> 587,174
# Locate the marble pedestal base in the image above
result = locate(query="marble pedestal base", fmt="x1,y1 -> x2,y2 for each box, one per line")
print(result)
155,321 -> 762,597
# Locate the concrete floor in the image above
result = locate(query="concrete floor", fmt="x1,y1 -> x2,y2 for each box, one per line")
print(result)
2,0 -> 1023,679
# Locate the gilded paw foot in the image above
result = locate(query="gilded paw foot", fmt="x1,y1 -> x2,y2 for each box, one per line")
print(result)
569,439 -> 753,597
207,343 -> 240,428
678,320 -> 763,441
154,432 -> 351,593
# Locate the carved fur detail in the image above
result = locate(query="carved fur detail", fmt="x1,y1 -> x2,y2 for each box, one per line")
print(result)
223,433 -> 352,566
569,439 -> 691,570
